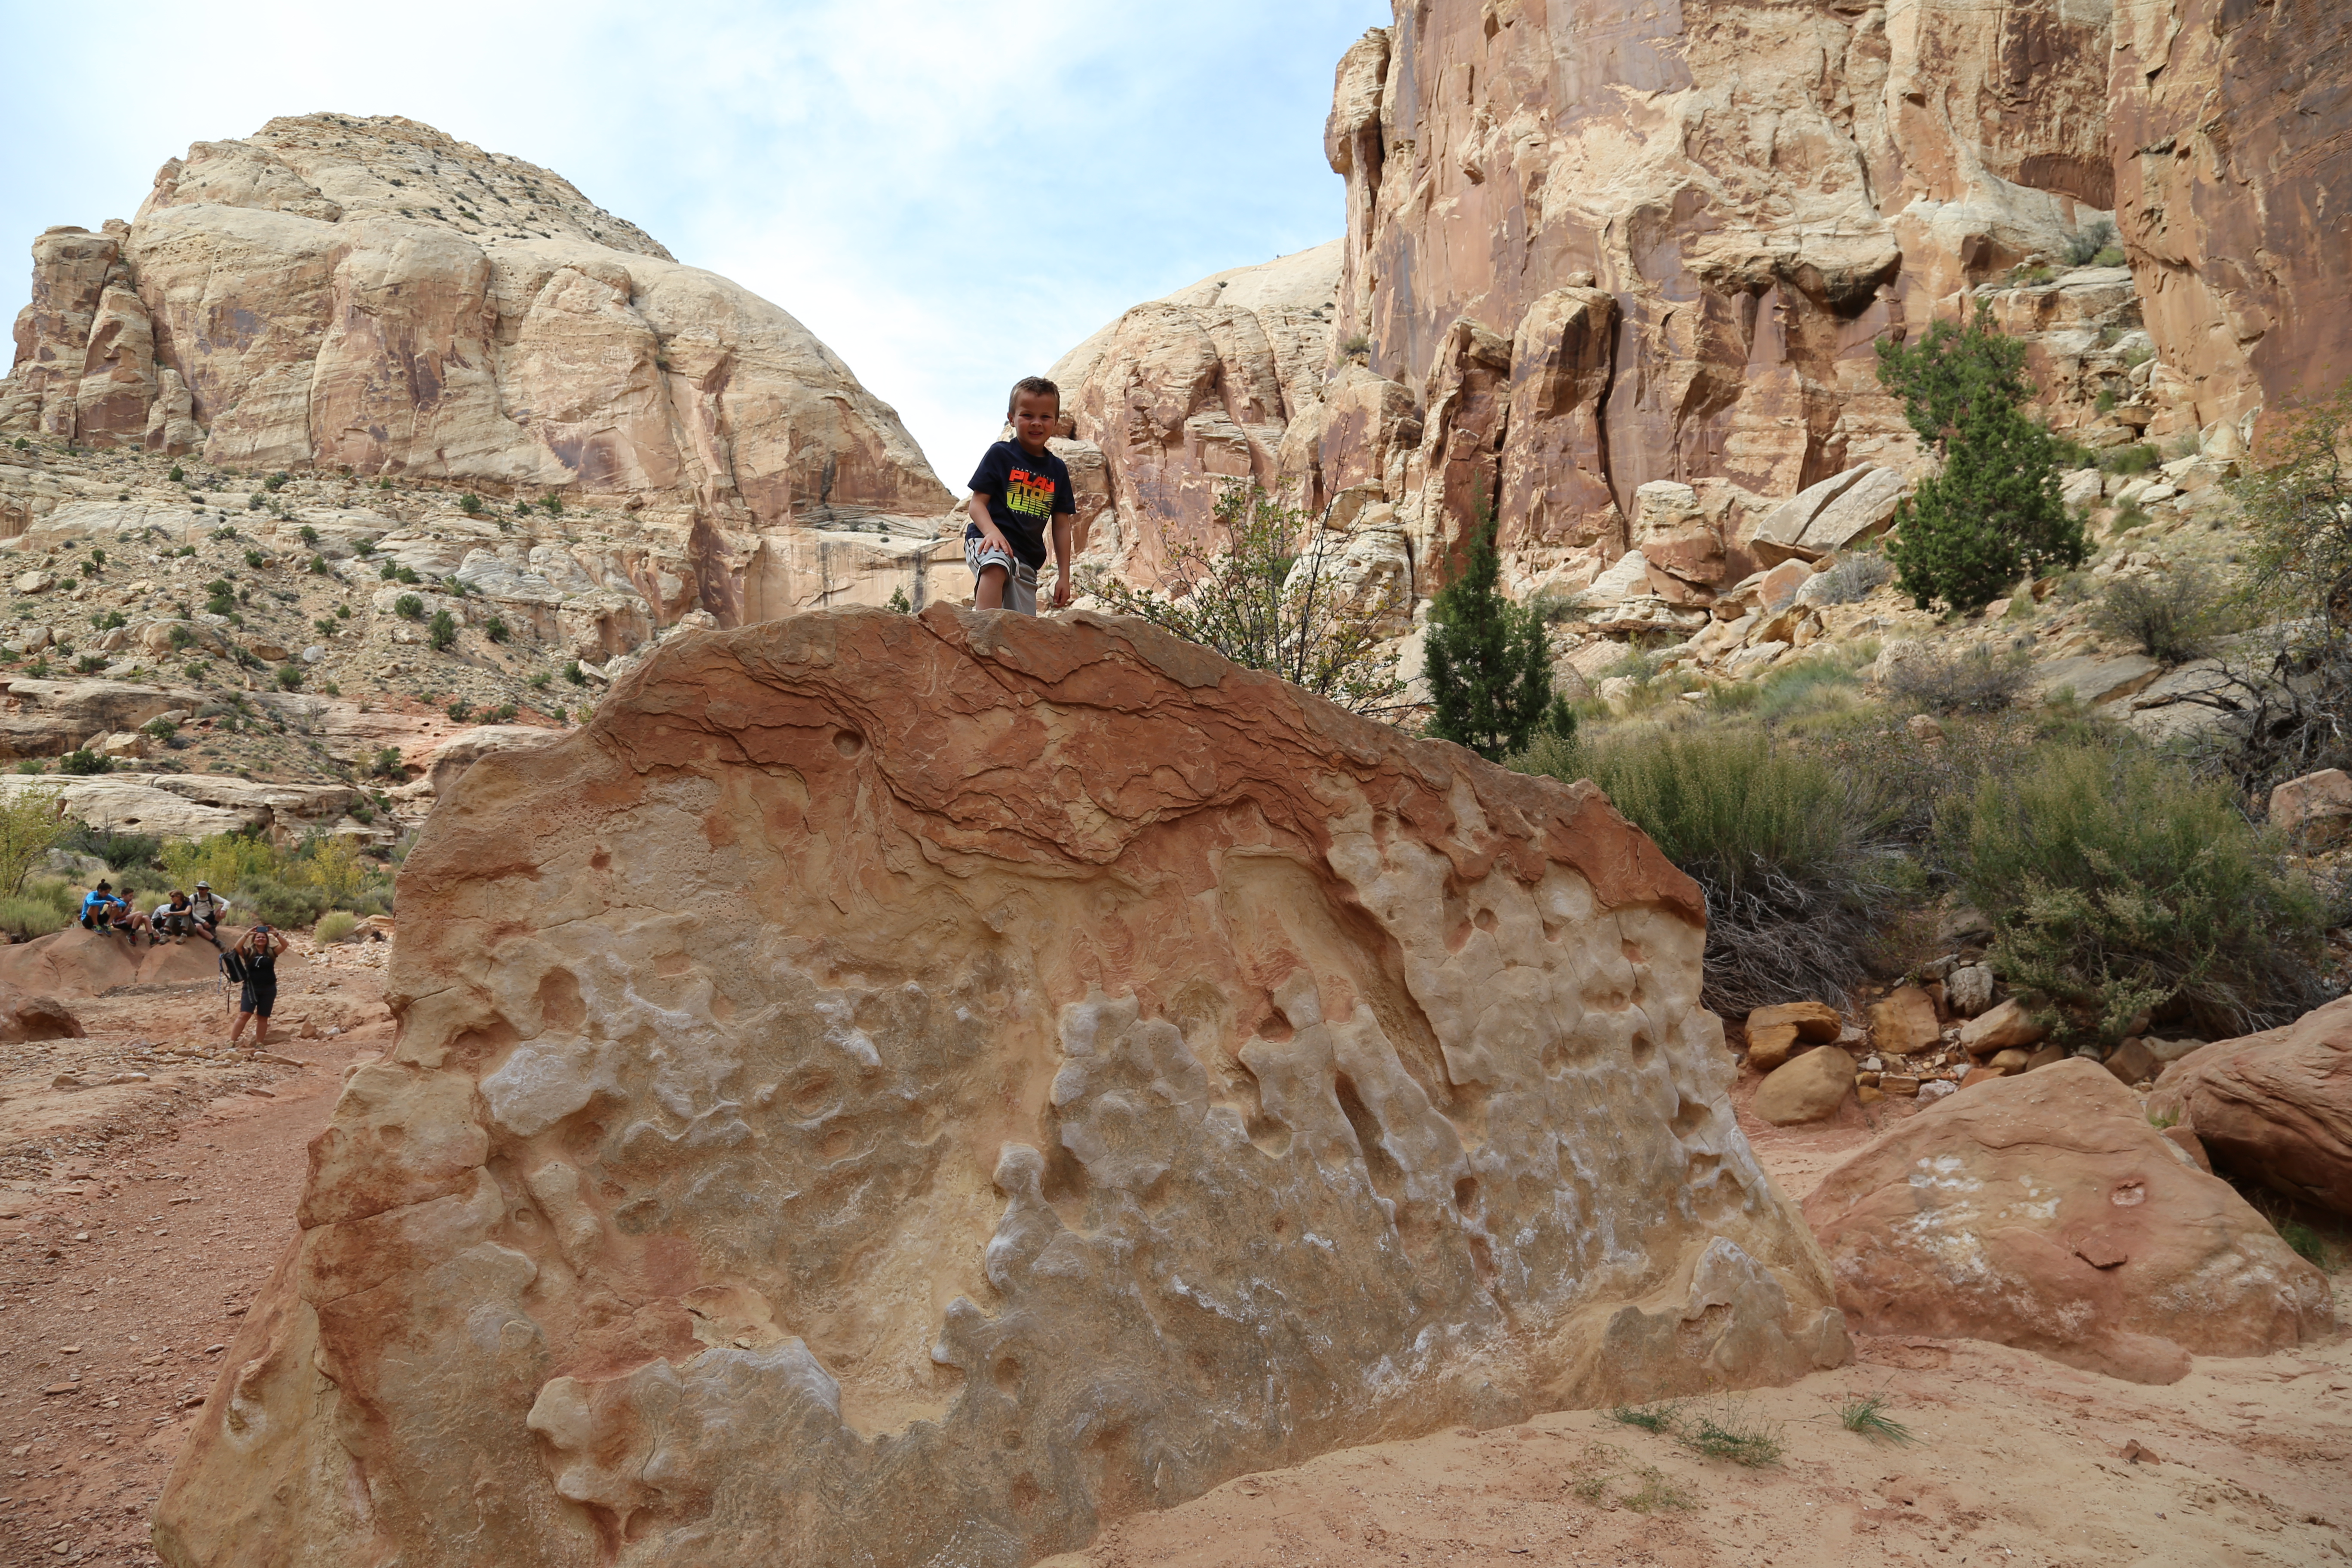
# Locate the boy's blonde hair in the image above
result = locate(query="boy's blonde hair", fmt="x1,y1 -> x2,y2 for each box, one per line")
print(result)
1006,376 -> 1061,420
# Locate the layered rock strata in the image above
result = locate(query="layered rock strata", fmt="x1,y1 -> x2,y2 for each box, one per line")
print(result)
154,607 -> 1847,1568
1,114 -> 957,621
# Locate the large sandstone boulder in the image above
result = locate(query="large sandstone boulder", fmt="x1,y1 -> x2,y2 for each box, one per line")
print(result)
1804,1061 -> 2334,1384
2151,997 -> 2352,1218
155,607 -> 1848,1568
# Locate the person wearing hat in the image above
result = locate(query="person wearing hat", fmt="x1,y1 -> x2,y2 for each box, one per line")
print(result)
187,882 -> 230,945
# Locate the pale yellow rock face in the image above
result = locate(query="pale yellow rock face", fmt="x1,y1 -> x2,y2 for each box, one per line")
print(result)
1050,242 -> 1343,582
3,114 -> 955,620
153,608 -> 1846,1568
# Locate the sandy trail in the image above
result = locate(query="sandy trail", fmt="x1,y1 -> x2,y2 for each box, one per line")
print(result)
0,939 -> 385,1567
0,952 -> 2340,1568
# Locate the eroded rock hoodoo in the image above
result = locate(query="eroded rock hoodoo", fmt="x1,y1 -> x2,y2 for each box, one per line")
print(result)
155,607 -> 1844,1566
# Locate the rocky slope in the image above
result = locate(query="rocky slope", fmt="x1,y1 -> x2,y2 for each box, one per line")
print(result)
1,114 -> 961,629
153,606 -> 1850,1567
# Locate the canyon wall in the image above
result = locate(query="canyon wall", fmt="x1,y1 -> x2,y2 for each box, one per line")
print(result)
1060,0 -> 2348,612
0,115 -> 957,623
2110,0 -> 2352,435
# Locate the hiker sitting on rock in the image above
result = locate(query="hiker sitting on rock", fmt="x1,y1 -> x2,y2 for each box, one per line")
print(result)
188,882 -> 229,943
224,923 -> 288,1053
107,897 -> 154,947
77,881 -> 121,932
152,890 -> 196,941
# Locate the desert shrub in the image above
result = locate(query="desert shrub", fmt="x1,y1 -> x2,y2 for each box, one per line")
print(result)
2090,564 -> 2235,664
370,745 -> 405,780
264,472 -> 289,492
528,671 -> 552,691
428,609 -> 458,651
0,788 -> 71,897
395,566 -> 420,585
1879,644 -> 2031,715
447,699 -> 473,723
1839,1396 -> 1917,1445
0,896 -> 67,938
56,750 -> 111,776
2093,246 -> 2126,268
1424,503 -> 1572,758
58,824 -> 160,871
1513,727 -> 1913,1012
73,655 -> 104,675
485,614 -> 510,644
1085,482 -> 1408,718
315,910 -> 360,943
237,876 -> 328,928
276,664 -> 305,690
1810,552 -> 1893,605
1941,744 -> 2334,1044
352,536 -> 377,557
394,594 -> 424,621
563,660 -> 586,685
458,493 -> 483,514
2100,443 -> 2161,475
2064,220 -> 2119,267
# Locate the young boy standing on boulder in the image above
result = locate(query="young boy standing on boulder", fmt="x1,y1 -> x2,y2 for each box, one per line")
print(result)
965,377 -> 1077,615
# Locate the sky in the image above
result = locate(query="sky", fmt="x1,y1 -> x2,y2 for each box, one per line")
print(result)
0,0 -> 1386,481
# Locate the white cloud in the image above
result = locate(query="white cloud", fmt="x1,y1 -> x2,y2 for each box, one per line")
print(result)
0,0 -> 1383,480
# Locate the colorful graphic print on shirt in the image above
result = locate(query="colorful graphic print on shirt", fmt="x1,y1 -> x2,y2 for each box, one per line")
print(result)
1007,466 -> 1057,519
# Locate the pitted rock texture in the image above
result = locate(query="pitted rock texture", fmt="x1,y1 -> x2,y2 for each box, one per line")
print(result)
1804,1060 -> 2334,1385
154,608 -> 1847,1568
1,114 -> 954,620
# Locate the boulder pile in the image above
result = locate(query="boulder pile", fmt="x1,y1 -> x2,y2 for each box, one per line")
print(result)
154,607 -> 1848,1568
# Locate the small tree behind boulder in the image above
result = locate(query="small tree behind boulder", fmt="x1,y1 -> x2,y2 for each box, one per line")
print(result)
1424,505 -> 1569,760
1877,308 -> 2085,612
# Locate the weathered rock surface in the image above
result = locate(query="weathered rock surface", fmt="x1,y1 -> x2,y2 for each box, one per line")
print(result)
0,982 -> 82,1042
1,114 -> 956,621
1324,2 -> 2111,550
2270,768 -> 2352,848
1804,1061 -> 2334,1384
2111,0 -> 2352,434
1050,242 -> 1343,579
0,927 -> 260,1000
2152,997 -> 2352,1218
154,607 -> 1847,1567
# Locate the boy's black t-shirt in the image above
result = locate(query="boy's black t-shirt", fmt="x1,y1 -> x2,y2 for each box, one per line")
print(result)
966,441 -> 1075,571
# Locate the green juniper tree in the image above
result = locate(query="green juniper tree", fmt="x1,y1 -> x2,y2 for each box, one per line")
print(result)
1423,503 -> 1571,760
1877,306 -> 2084,613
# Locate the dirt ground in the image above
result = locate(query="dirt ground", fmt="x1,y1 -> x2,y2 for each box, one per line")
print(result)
0,932 -> 388,1567
0,950 -> 2339,1568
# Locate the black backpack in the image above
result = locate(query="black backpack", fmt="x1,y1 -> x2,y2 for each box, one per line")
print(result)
219,948 -> 248,986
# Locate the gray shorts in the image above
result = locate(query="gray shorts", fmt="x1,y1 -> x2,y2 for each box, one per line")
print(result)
965,536 -> 1038,616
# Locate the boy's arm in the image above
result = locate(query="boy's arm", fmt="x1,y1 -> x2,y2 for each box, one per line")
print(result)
966,493 -> 1012,555
1050,513 -> 1075,608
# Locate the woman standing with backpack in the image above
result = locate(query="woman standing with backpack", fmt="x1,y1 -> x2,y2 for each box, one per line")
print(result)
224,924 -> 288,1053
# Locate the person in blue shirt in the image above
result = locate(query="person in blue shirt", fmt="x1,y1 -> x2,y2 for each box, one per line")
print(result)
77,881 -> 122,932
